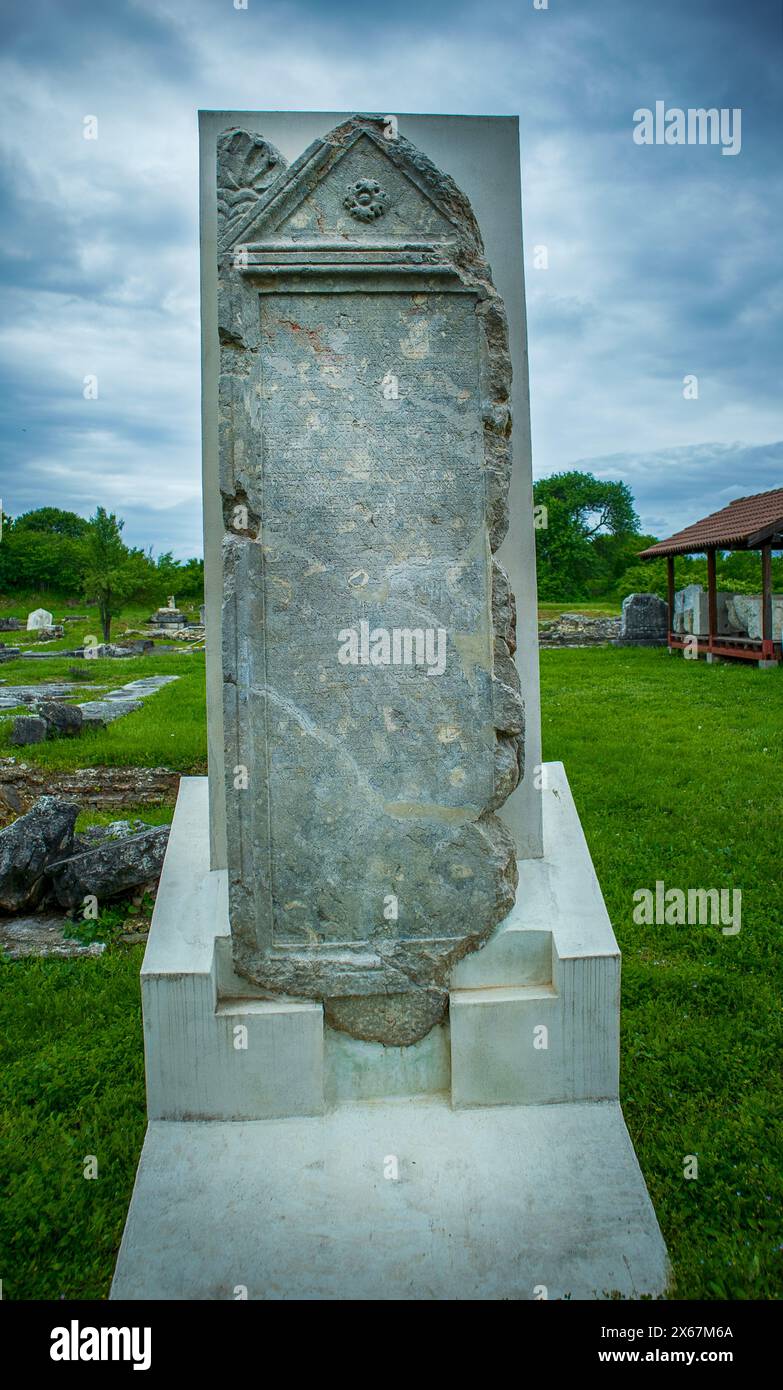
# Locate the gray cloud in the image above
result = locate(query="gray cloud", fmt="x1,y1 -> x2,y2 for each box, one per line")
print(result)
0,0 -> 780,556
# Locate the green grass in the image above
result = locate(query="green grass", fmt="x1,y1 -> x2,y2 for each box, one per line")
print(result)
540,646 -> 783,1299
0,649 -> 207,773
0,951 -> 147,1299
75,806 -> 175,831
0,591 -> 202,642
0,643 -> 780,1298
538,600 -> 621,619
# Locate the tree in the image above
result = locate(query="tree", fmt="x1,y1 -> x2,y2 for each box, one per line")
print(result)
534,471 -> 640,599
14,507 -> 90,539
0,521 -> 87,593
81,508 -> 150,641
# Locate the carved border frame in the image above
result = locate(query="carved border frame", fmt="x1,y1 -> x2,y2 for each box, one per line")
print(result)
217,116 -> 523,1015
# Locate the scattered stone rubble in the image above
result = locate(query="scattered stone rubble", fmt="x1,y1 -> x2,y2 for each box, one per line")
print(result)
0,795 -> 170,921
0,913 -> 106,960
0,762 -> 180,822
0,682 -> 90,711
538,612 -> 621,647
0,640 -> 154,664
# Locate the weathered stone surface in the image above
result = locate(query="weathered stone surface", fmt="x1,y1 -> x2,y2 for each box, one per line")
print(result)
0,682 -> 88,710
0,617 -> 22,631
79,642 -> 149,657
725,592 -> 783,641
618,593 -> 668,645
492,558 -> 517,657
77,674 -> 178,726
148,611 -> 184,626
26,608 -> 53,630
10,716 -> 48,746
325,989 -> 447,1047
216,128 -> 287,249
0,796 -> 78,912
37,701 -> 84,737
47,824 -> 170,909
218,115 -> 521,1044
673,584 -> 708,636
539,613 -> 621,647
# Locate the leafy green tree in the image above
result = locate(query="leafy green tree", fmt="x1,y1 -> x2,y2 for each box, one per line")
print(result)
14,507 -> 90,539
0,520 -> 86,593
137,551 -> 205,608
534,471 -> 640,599
176,556 -> 205,602
81,508 -> 150,641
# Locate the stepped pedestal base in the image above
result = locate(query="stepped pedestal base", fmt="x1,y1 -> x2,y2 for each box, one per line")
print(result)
111,770 -> 668,1300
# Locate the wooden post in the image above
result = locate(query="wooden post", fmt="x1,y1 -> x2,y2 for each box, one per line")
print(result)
707,550 -> 717,653
761,543 -> 773,659
667,555 -> 675,645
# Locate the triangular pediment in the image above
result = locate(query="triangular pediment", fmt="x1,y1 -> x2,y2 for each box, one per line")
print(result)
219,117 -> 482,255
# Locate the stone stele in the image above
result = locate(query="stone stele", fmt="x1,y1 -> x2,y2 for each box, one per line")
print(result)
217,115 -> 524,1045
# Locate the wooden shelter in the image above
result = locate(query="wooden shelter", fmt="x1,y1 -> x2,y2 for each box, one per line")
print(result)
639,488 -> 783,666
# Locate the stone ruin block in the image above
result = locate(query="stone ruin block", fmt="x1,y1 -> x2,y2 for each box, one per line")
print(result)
724,593 -> 783,642
619,593 -> 668,644
673,585 -> 732,637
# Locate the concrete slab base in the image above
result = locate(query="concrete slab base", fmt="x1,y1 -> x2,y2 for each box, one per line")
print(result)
111,1099 -> 668,1301
111,768 -> 668,1301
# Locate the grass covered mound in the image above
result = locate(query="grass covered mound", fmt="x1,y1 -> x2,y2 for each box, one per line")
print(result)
0,644 -> 780,1298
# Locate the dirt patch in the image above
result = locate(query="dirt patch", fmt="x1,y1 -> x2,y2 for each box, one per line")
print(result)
0,912 -> 106,959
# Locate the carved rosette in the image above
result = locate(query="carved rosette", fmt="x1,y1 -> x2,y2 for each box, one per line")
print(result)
343,177 -> 389,222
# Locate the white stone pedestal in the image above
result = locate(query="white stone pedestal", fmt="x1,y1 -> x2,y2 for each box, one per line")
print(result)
111,769 -> 669,1300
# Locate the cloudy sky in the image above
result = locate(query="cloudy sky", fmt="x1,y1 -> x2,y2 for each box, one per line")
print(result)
0,0 -> 780,557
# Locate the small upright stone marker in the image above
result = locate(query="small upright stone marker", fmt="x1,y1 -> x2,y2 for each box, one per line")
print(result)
26,608 -> 53,631
619,592 -> 668,645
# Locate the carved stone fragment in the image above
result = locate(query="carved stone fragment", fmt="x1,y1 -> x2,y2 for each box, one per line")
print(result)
217,116 -> 523,1044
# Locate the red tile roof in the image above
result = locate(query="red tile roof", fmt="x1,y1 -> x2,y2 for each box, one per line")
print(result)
640,488 -> 783,557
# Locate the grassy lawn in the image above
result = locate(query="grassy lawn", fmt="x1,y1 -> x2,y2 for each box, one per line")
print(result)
0,643 -> 780,1298
538,600 -> 622,619
542,646 -> 782,1299
0,591 -> 202,637
0,649 -> 207,773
